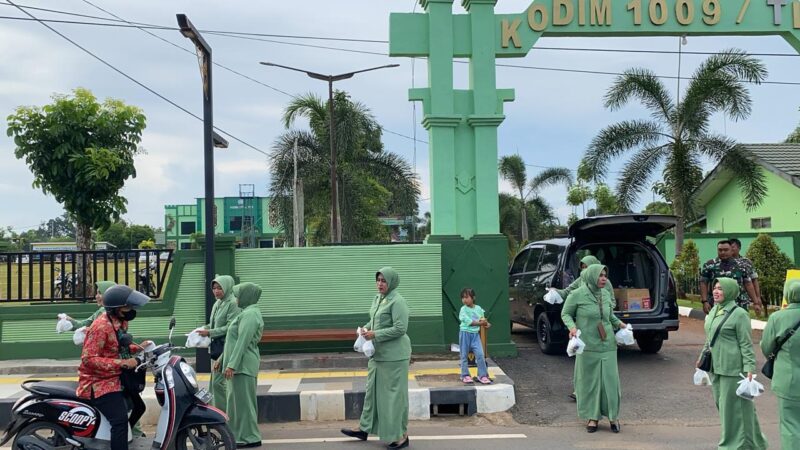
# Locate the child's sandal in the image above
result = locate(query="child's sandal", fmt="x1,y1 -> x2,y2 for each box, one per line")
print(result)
461,376 -> 474,384
477,376 -> 492,385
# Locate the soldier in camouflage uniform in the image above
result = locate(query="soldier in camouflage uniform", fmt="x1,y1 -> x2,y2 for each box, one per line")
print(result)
699,240 -> 763,316
730,238 -> 763,305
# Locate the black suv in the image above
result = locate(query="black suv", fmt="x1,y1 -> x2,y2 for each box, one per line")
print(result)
509,215 -> 679,355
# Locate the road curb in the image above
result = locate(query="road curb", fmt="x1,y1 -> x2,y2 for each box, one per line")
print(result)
678,306 -> 767,330
0,384 -> 514,428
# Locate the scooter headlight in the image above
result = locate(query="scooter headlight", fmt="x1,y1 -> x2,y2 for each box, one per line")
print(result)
164,366 -> 175,389
179,361 -> 198,390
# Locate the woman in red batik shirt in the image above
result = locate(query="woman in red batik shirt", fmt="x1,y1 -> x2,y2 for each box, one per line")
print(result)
77,285 -> 151,450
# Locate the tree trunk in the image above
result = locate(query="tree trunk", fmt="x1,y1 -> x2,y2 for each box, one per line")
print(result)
520,201 -> 529,243
75,222 -> 95,300
673,195 -> 685,259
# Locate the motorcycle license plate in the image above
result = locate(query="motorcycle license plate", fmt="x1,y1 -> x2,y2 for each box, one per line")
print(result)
195,388 -> 212,404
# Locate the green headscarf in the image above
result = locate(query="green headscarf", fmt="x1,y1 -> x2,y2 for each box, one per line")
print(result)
211,275 -> 235,302
713,277 -> 740,306
580,255 -> 601,267
95,280 -> 116,295
376,267 -> 399,296
233,282 -> 261,309
580,264 -> 607,296
785,279 -> 800,304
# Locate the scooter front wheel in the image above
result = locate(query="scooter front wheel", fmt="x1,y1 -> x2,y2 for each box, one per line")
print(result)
175,424 -> 236,450
13,421 -> 71,450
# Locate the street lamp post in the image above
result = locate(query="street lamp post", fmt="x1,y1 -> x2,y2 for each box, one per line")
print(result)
259,62 -> 399,243
177,14 -> 228,373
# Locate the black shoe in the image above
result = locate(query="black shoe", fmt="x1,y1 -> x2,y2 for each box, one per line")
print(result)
387,437 -> 409,449
610,422 -> 620,433
340,428 -> 368,441
236,442 -> 262,448
586,421 -> 598,433
568,392 -> 576,401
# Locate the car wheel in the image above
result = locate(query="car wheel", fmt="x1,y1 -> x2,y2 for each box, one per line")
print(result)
636,332 -> 664,354
536,313 -> 563,355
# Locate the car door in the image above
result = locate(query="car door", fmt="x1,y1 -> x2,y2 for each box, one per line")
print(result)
508,248 -> 531,322
518,245 -> 544,325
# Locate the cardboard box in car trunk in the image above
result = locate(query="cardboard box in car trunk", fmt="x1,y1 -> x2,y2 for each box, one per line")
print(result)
614,288 -> 651,311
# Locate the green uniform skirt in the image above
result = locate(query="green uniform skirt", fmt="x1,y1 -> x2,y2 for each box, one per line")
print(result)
778,397 -> 800,450
359,359 -> 409,443
210,364 -> 227,413
711,374 -> 768,449
226,374 -> 261,445
574,350 -> 620,421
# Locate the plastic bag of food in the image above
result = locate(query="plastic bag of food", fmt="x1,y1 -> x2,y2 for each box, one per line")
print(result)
56,313 -> 73,333
185,328 -> 211,348
693,368 -> 711,386
73,327 -> 87,346
362,339 -> 375,358
567,330 -> 585,357
354,327 -> 366,352
543,289 -> 564,305
615,324 -> 635,346
736,374 -> 765,401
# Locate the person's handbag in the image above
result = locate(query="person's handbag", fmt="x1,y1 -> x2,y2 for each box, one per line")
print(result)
698,308 -> 734,372
120,368 -> 146,393
209,337 -> 225,360
762,318 -> 800,379
597,298 -> 607,341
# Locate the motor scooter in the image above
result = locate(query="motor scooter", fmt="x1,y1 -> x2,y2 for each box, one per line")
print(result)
0,318 -> 233,450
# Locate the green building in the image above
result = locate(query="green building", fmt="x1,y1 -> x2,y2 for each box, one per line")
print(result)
165,196 -> 280,250
694,144 -> 800,234
658,143 -> 800,266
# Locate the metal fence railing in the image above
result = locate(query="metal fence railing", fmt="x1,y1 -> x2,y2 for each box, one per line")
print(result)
0,249 -> 173,303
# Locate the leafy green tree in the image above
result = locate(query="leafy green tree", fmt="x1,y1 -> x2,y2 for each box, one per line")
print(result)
7,89 -> 145,293
643,201 -> 673,215
592,183 -> 621,215
96,221 -> 155,249
580,50 -> 768,257
269,92 -> 419,245
746,234 -> 795,308
567,213 -> 580,227
566,183 -> 592,217
499,155 -> 572,242
788,107 -> 800,143
138,239 -> 156,249
670,239 -> 700,297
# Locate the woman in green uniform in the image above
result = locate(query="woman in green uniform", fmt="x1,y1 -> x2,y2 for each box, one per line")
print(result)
222,282 -> 264,448
699,277 -> 767,449
341,267 -> 411,449
561,264 -> 626,433
64,280 -> 117,329
760,279 -> 800,449
196,275 -> 239,412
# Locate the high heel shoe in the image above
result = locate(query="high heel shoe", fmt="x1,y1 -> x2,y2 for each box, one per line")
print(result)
610,422 -> 621,433
387,436 -> 409,448
586,421 -> 598,433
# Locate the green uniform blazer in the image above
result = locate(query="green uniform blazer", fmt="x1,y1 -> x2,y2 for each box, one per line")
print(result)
760,303 -> 800,400
365,291 -> 411,362
69,307 -> 105,330
703,302 -> 756,376
561,284 -> 622,353
223,305 -> 264,377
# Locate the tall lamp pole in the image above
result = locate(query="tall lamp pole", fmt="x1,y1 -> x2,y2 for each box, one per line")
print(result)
177,14 -> 228,373
259,62 -> 399,243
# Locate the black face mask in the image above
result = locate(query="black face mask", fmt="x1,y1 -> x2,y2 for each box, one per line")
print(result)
120,310 -> 137,321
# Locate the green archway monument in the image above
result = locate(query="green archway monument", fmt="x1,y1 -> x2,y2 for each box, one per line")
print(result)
390,0 -> 800,356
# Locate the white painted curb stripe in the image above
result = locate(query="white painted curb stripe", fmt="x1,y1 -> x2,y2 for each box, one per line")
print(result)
679,305 -> 767,330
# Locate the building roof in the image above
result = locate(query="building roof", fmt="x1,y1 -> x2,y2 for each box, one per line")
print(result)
694,143 -> 800,206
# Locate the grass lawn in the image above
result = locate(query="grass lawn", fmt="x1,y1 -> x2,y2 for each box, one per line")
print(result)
1,261 -> 170,302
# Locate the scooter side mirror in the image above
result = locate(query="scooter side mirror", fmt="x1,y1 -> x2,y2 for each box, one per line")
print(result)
169,317 -> 176,330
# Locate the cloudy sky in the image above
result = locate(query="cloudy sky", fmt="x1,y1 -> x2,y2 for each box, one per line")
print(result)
1,0 -> 799,233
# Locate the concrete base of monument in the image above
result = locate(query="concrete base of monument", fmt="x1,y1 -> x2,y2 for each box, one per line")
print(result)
0,357 -> 516,427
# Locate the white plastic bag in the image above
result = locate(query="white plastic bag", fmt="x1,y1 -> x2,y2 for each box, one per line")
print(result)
73,327 -> 87,346
566,330 -> 585,357
615,324 -> 635,346
56,313 -> 73,333
362,339 -> 375,358
736,374 -> 765,401
354,327 -> 366,352
185,328 -> 211,348
543,289 -> 563,305
693,368 -> 711,386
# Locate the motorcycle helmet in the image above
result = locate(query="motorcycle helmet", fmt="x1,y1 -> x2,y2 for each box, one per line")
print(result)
103,285 -> 150,312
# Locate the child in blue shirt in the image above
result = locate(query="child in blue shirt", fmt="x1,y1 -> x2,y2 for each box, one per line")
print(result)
459,288 -> 492,384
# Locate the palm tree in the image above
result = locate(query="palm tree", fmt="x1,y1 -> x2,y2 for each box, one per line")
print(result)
270,92 -> 420,245
581,49 -> 768,255
499,155 -> 573,242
